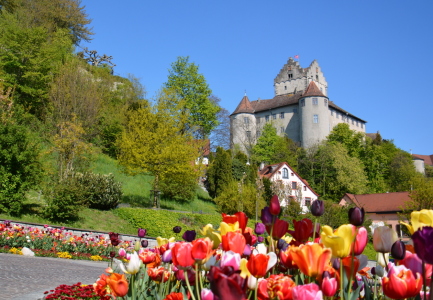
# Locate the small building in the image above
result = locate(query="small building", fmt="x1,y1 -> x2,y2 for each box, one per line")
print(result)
258,162 -> 319,213
339,192 -> 411,238
412,154 -> 433,175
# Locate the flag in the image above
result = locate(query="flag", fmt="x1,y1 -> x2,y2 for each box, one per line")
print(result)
294,55 -> 299,60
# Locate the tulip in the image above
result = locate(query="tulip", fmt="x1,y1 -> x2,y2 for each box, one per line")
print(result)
321,224 -> 355,258
258,236 -> 264,243
137,228 -> 147,238
222,211 -> 249,233
156,236 -> 176,246
270,195 -> 281,215
138,249 -> 156,264
391,240 -> 406,260
398,250 -> 433,281
182,230 -> 196,242
201,288 -> 214,300
261,207 -> 273,226
412,226 -> 433,264
141,240 -> 148,248
118,248 -> 126,257
265,274 -> 296,300
200,224 -> 222,249
401,209 -> 433,235
208,266 -> 247,300
382,263 -> 422,299
348,207 -> 365,226
173,226 -> 182,233
372,265 -> 385,277
247,252 -> 277,278
161,249 -> 172,263
352,226 -> 368,255
147,266 -> 170,283
266,218 -> 289,240
292,283 -> 323,300
277,239 -> 289,251
311,200 -> 325,217
94,273 -> 128,298
191,237 -> 213,264
117,251 -> 141,275
174,267 -> 196,285
220,250 -> 241,270
291,243 -> 332,278
373,226 -> 398,253
171,242 -> 194,268
287,218 -> 314,245
322,275 -> 338,297
377,252 -> 389,268
255,222 -> 266,235
164,292 -> 184,300
221,231 -> 246,255
280,246 -> 298,270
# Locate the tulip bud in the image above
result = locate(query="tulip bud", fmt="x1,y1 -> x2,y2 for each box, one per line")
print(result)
182,230 -> 196,242
173,226 -> 182,233
311,200 -> 325,217
162,249 -> 172,263
141,240 -> 148,248
374,265 -> 385,277
277,239 -> 288,251
373,226 -> 398,253
111,239 -> 120,247
134,240 -> 141,251
137,228 -> 147,238
261,207 -> 273,226
332,258 -> 340,270
270,195 -> 281,215
109,251 -> 116,258
348,207 -> 365,226
118,248 -> 126,257
258,236 -> 264,243
254,222 -> 266,235
391,240 -> 406,260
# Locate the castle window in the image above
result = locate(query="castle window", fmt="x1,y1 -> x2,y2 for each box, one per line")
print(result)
265,115 -> 269,122
336,113 -> 339,119
280,112 -> 285,119
356,121 -> 359,127
284,86 -> 287,90
282,168 -> 288,179
324,99 -> 328,106
256,130 -> 261,138
291,182 -> 297,189
244,117 -> 249,124
246,131 -> 251,139
293,108 -> 298,113
272,114 -> 277,120
352,119 -> 355,125
305,197 -> 311,207
313,98 -> 318,105
288,73 -> 293,79
313,114 -> 319,123
316,75 -> 319,80
300,99 -> 305,107
331,110 -> 334,116
257,117 -> 260,123
361,123 -> 364,129
280,127 -> 284,133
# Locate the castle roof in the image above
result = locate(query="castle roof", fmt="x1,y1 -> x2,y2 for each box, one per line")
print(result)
231,95 -> 254,114
412,154 -> 433,166
302,81 -> 326,97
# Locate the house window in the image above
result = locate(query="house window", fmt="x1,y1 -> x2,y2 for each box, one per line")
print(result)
291,182 -> 297,189
280,112 -> 285,119
282,168 -> 288,179
305,197 -> 311,207
265,115 -> 269,122
246,131 -> 251,139
356,121 -> 359,127
280,127 -> 284,133
303,186 -> 307,191
293,108 -> 298,113
313,114 -> 319,123
361,123 -> 364,129
272,114 -> 277,120
300,99 -> 305,107
316,75 -> 319,80
244,117 -> 249,124
313,98 -> 318,105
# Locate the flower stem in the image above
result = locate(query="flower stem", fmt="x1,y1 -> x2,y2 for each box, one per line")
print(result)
195,263 -> 200,300
340,259 -> 344,300
422,261 -> 427,300
184,268 -> 197,300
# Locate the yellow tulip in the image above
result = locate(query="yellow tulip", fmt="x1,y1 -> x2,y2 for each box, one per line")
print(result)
400,209 -> 433,235
200,224 -> 222,249
218,221 -> 240,235
321,224 -> 355,258
156,236 -> 175,247
239,258 -> 251,278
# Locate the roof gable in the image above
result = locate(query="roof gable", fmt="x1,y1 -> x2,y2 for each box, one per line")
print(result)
231,95 -> 255,115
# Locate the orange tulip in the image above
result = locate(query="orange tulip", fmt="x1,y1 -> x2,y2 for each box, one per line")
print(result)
342,256 -> 360,280
222,211 -> 248,233
382,264 -> 422,299
94,273 -> 128,298
267,274 -> 296,300
147,266 -> 170,283
164,292 -> 184,300
138,249 -> 157,264
290,243 -> 332,278
191,237 -> 214,264
221,231 -> 246,255
279,246 -> 298,270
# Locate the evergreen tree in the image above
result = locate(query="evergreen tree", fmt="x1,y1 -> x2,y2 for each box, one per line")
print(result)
206,147 -> 232,198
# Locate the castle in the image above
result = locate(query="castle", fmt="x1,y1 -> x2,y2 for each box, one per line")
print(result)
230,57 -> 367,153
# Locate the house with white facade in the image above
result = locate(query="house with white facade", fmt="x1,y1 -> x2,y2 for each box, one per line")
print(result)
258,162 -> 319,213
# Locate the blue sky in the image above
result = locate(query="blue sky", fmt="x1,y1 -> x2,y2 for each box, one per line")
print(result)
80,1 -> 433,155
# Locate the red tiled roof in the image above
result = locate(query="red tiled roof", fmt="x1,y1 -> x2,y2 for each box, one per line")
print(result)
342,192 -> 411,213
302,81 -> 326,97
231,95 -> 254,114
412,154 -> 433,166
258,162 -> 319,197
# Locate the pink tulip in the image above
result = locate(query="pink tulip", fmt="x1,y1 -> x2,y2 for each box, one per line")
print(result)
321,276 -> 338,297
220,251 -> 241,270
352,226 -> 368,255
201,288 -> 214,300
118,248 -> 126,257
292,283 -> 323,300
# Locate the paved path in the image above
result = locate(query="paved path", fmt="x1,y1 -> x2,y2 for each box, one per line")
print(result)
0,253 -> 108,300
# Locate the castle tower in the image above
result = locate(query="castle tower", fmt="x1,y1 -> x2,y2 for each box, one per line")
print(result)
274,58 -> 328,97
300,81 -> 330,148
230,95 -> 256,154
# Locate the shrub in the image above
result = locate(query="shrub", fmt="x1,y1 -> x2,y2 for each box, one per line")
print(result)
77,172 -> 122,210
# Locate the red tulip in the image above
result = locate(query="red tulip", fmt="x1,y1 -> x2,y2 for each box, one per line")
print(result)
222,211 -> 249,233
266,274 -> 296,300
94,273 -> 128,298
266,218 -> 288,240
163,292 -> 184,300
208,266 -> 247,300
247,253 -> 271,278
171,242 -> 194,268
287,218 -> 313,245
279,246 -> 298,270
147,266 -> 170,283
270,195 -> 281,215
321,276 -> 338,297
191,237 -> 213,263
138,249 -> 157,264
382,264 -> 422,299
221,231 -> 246,255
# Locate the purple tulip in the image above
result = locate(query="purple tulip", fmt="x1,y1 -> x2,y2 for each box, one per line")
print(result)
173,226 -> 182,233
141,240 -> 148,248
277,239 -> 289,251
137,228 -> 147,238
348,207 -> 365,226
254,223 -> 266,235
182,230 -> 197,242
311,200 -> 325,217
162,249 -> 172,263
260,207 -> 273,226
391,240 -> 406,260
412,226 -> 433,264
257,236 -> 264,243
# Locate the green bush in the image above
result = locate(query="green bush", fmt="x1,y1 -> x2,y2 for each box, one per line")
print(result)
44,178 -> 85,222
77,172 -> 122,210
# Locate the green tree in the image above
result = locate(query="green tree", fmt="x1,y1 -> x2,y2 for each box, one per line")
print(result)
388,151 -> 419,192
252,123 -> 279,164
116,88 -> 200,206
327,123 -> 364,158
164,56 -> 219,138
206,147 -> 232,198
